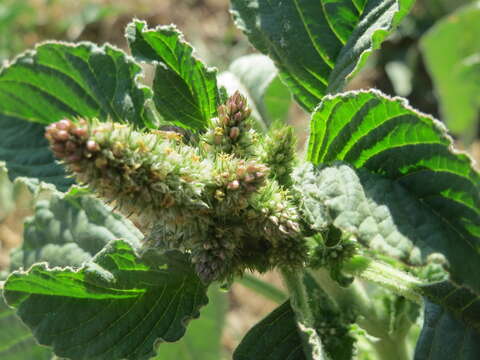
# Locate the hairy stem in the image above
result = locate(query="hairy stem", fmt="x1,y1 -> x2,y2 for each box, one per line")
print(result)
343,255 -> 423,304
280,267 -> 328,360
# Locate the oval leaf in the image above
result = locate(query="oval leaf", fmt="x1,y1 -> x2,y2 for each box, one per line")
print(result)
126,20 -> 220,130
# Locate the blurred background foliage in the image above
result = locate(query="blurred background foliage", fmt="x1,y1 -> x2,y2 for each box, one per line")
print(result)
0,0 -> 479,359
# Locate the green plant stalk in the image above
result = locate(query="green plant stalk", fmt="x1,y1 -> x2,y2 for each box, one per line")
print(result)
237,273 -> 287,304
280,267 -> 327,360
342,255 -> 423,304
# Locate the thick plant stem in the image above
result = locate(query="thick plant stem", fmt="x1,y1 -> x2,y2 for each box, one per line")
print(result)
343,255 -> 423,304
280,267 -> 328,360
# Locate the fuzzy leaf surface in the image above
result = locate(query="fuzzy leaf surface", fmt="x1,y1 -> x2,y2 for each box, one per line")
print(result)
0,41 -> 151,187
9,187 -> 143,271
420,2 -> 480,140
126,20 -> 220,130
0,298 -> 51,360
3,240 -> 209,360
305,90 -> 480,287
230,0 -> 414,111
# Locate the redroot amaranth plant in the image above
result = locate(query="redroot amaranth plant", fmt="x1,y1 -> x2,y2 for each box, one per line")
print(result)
1,2 -> 480,360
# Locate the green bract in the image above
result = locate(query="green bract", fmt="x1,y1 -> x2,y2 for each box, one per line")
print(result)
0,1 -> 479,359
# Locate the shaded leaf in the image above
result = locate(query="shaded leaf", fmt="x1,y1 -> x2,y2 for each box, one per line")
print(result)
126,20 -> 220,130
0,298 -> 51,360
4,240 -> 209,360
230,0 -> 414,111
153,285 -> 227,360
9,186 -> 143,271
415,300 -> 480,360
0,41 -> 151,187
420,2 -> 480,141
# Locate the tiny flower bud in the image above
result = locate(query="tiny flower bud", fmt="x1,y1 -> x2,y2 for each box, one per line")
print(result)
54,130 -> 70,141
56,119 -> 71,130
73,127 -> 88,139
229,127 -> 240,140
227,180 -> 240,190
86,140 -> 100,152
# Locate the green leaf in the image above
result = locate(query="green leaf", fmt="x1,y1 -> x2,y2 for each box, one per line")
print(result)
414,300 -> 480,360
153,285 -> 227,360
233,274 -> 355,360
230,0 -> 415,111
0,41 -> 152,187
9,186 -> 143,271
294,162 -> 480,293
126,20 -> 220,131
420,2 -> 480,141
0,297 -> 51,360
220,54 -> 292,128
4,240 -> 209,360
303,89 -> 480,285
234,301 -> 305,360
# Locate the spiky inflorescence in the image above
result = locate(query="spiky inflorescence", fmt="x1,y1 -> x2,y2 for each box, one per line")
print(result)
260,125 -> 297,187
46,93 -> 308,283
202,91 -> 257,158
45,118 -> 212,246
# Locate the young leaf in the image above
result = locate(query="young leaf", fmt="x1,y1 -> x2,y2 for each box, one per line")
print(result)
414,300 -> 480,360
0,41 -> 152,187
230,0 -> 415,111
9,187 -> 143,271
3,240 -> 209,360
126,20 -> 220,130
420,2 -> 480,141
0,297 -> 51,360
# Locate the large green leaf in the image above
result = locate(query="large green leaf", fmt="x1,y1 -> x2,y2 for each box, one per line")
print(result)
230,0 -> 415,111
415,300 -> 480,360
304,90 -> 480,287
9,187 -> 143,271
233,274 -> 354,360
3,240 -> 209,360
0,41 -> 152,188
420,2 -> 480,141
153,286 -> 227,360
0,297 -> 51,360
126,20 -> 220,131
